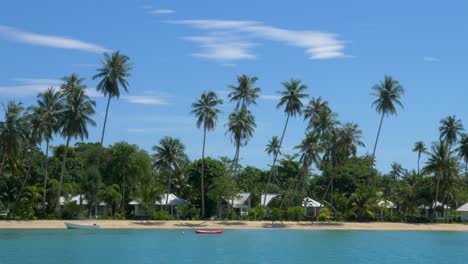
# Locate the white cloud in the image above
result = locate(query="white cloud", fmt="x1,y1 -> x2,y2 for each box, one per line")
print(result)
150,9 -> 175,14
423,56 -> 439,62
169,19 -> 347,61
0,25 -> 110,53
260,94 -> 281,100
123,95 -> 168,105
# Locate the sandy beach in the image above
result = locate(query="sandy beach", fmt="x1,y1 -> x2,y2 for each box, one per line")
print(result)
0,220 -> 467,231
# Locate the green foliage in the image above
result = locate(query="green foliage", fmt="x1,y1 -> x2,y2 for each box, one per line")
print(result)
286,206 -> 306,221
317,208 -> 333,221
270,208 -> 284,222
61,201 -> 80,219
177,204 -> 200,220
153,211 -> 172,220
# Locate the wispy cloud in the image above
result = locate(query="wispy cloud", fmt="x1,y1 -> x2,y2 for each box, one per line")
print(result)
123,95 -> 168,105
0,78 -> 99,98
0,25 -> 110,53
150,9 -> 175,14
169,19 -> 347,61
423,56 -> 440,62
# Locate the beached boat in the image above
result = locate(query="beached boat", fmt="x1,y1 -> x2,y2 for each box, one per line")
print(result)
64,222 -> 100,229
195,229 -> 223,234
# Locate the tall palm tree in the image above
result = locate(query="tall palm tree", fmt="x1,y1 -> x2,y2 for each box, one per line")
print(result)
265,136 -> 281,160
190,91 -> 223,218
439,115 -> 464,147
389,162 -> 404,181
412,141 -> 427,175
423,140 -> 458,222
152,137 -> 187,209
339,122 -> 365,157
225,106 -> 256,175
370,75 -> 404,177
35,88 -> 63,209
56,77 -> 96,215
227,75 -> 261,109
294,132 -> 322,170
0,101 -> 29,175
60,73 -> 86,96
93,51 -> 132,165
457,134 -> 468,176
304,98 -> 337,137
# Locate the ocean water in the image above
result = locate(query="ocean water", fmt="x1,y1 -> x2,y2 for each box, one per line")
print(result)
0,229 -> 467,264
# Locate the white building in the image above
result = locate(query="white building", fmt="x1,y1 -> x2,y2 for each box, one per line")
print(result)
418,202 -> 450,220
456,202 -> 468,222
377,200 -> 396,219
130,193 -> 188,217
302,197 -> 322,217
226,193 -> 251,216
260,194 -> 279,206
60,194 -> 107,218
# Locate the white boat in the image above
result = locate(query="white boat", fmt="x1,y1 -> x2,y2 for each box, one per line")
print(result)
64,222 -> 100,229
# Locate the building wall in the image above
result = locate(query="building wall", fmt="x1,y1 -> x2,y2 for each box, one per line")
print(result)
461,212 -> 468,222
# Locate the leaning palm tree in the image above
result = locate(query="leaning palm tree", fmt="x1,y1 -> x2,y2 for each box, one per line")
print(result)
35,88 -> 63,209
339,122 -> 365,158
293,132 -> 323,197
190,91 -> 223,218
225,106 -> 256,175
227,75 -> 261,109
93,51 -> 132,165
439,115 -> 464,147
0,101 -> 29,175
457,134 -> 468,176
412,141 -> 427,175
370,76 -> 404,176
304,98 -> 338,138
152,137 -> 188,210
56,79 -> 96,215
263,136 -> 281,204
423,140 -> 458,222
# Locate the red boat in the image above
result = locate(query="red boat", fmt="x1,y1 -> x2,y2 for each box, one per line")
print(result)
195,229 -> 223,234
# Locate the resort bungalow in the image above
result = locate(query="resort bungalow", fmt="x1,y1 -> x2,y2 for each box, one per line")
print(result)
59,194 -> 108,218
418,202 -> 450,220
377,200 -> 396,219
456,202 -> 468,222
226,193 -> 251,216
260,194 -> 279,206
302,197 -> 322,218
130,193 -> 188,217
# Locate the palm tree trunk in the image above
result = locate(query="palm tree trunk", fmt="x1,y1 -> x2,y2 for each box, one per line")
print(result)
43,140 -> 49,211
465,161 -> 467,177
96,95 -> 111,166
263,114 -> 290,206
201,126 -> 207,218
417,153 -> 421,176
56,136 -> 71,216
433,173 -> 441,223
370,113 -> 385,182
122,172 -> 126,214
8,168 -> 31,219
165,168 -> 172,211
231,141 -> 240,176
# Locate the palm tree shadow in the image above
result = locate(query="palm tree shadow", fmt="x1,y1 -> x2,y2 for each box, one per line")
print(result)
262,223 -> 288,228
216,221 -> 247,226
174,222 -> 207,228
132,221 -> 166,226
296,222 -> 344,227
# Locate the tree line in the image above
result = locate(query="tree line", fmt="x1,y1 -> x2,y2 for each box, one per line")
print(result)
0,52 -> 467,222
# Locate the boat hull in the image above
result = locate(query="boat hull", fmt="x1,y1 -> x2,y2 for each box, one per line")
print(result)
64,222 -> 100,229
195,229 -> 223,234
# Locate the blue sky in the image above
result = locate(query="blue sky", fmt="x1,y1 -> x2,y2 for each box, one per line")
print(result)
0,0 -> 467,173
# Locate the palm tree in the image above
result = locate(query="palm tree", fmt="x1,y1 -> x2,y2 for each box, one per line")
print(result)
412,141 -> 427,175
389,162 -> 404,181
93,51 -> 132,165
34,88 -> 63,209
225,106 -> 256,176
227,75 -> 261,109
423,140 -> 458,222
370,75 -> 404,177
339,122 -> 365,157
294,132 -> 322,171
439,115 -> 464,147
190,91 -> 223,218
0,101 -> 29,175
457,134 -> 468,176
266,136 -> 281,160
56,77 -> 96,215
152,137 -> 187,209
304,98 -> 337,137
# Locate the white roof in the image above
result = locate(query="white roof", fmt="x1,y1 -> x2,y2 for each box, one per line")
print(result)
456,202 -> 468,212
302,197 -> 322,208
60,195 -> 106,206
378,200 -> 396,209
260,194 -> 278,206
418,201 -> 450,209
130,193 -> 187,206
227,193 -> 250,208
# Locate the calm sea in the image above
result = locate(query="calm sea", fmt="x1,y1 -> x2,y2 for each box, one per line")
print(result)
0,229 -> 467,263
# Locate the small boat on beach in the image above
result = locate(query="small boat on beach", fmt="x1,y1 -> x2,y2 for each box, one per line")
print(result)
195,229 -> 223,234
64,222 -> 100,229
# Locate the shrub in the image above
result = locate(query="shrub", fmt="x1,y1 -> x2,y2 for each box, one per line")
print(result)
270,208 -> 284,222
256,205 -> 266,220
177,205 -> 200,220
287,206 -> 306,221
153,211 -> 172,220
248,208 -> 257,220
317,208 -> 332,222
61,202 -> 80,220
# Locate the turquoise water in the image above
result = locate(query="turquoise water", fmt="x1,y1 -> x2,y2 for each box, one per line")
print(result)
0,229 -> 467,263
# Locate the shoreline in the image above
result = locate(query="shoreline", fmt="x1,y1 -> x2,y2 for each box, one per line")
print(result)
0,220 -> 467,231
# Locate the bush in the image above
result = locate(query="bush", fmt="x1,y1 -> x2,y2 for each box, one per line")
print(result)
256,205 -> 266,220
177,205 -> 200,220
61,202 -> 80,220
287,206 -> 306,221
270,208 -> 284,222
317,208 -> 332,222
153,211 -> 173,220
248,208 -> 257,220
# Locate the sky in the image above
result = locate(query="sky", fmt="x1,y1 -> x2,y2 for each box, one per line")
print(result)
0,0 -> 467,173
